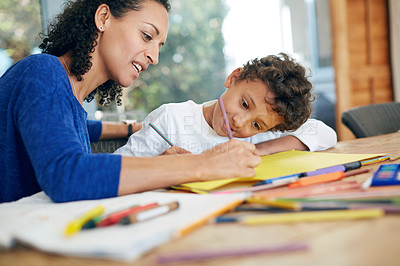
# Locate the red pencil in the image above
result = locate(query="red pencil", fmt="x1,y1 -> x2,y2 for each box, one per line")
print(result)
97,202 -> 159,227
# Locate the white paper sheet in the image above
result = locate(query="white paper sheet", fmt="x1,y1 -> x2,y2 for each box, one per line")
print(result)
0,191 -> 246,261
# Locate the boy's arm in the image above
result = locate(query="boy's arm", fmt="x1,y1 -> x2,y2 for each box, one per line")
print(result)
251,119 -> 337,156
255,135 -> 308,156
289,119 -> 337,152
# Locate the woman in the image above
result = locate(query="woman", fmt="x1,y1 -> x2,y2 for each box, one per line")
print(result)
0,0 -> 260,203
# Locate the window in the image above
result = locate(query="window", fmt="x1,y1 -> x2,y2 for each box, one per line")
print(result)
223,0 -> 336,130
0,0 -> 42,75
281,0 -> 336,130
112,0 -> 228,122
6,0 -> 336,130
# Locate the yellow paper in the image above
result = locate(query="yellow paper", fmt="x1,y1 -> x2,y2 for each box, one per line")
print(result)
181,150 -> 384,191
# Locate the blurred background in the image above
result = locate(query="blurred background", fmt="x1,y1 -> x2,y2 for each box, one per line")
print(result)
1,0 -> 398,140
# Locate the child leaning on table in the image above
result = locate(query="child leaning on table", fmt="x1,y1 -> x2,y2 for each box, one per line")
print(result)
115,52 -> 337,157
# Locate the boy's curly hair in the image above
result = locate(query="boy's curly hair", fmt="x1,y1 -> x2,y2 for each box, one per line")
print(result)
236,53 -> 314,132
39,0 -> 170,106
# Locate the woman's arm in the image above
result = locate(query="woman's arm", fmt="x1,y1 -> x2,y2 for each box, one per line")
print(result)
118,139 -> 261,195
87,120 -> 142,141
99,121 -> 142,140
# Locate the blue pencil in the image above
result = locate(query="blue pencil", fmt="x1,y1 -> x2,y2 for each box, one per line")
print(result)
149,122 -> 174,147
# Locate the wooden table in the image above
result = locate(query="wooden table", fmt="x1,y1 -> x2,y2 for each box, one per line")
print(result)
1,132 -> 400,266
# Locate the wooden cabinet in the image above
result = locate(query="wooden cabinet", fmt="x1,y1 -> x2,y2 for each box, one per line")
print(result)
330,0 -> 393,140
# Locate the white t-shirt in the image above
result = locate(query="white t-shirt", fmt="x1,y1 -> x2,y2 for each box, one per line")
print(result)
115,100 -> 337,156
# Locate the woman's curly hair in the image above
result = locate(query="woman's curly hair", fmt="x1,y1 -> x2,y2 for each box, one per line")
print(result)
39,0 -> 170,106
236,53 -> 314,132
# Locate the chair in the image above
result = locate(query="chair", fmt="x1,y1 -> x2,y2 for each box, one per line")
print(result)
341,102 -> 400,138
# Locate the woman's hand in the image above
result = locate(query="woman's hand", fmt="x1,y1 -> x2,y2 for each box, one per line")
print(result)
160,146 -> 191,155
119,139 -> 260,195
197,139 -> 261,181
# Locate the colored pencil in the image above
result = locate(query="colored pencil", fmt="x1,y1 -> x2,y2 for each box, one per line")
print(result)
253,174 -> 300,186
252,181 -> 362,199
344,203 -> 400,214
97,203 -> 158,227
156,242 -> 309,264
288,168 -> 371,189
170,185 -> 210,194
176,199 -> 243,238
361,155 -> 390,166
218,97 -> 233,139
64,205 -> 105,236
149,122 -> 174,147
305,189 -> 400,200
361,175 -> 373,190
390,155 -> 400,162
216,209 -> 384,225
246,198 -> 301,211
119,201 -> 179,224
244,197 -> 395,212
212,177 -> 296,195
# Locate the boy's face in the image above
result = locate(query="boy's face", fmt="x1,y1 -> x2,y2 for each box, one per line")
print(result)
206,68 -> 284,138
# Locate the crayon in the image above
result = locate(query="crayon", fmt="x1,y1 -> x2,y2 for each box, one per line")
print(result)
64,205 -> 105,236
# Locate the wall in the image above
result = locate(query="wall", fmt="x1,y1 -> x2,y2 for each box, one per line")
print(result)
330,0 -> 393,140
389,0 -> 400,101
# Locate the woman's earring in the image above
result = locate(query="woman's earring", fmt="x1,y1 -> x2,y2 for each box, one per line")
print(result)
98,26 -> 104,31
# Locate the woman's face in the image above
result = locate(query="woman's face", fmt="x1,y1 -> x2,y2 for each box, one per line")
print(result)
97,1 -> 169,87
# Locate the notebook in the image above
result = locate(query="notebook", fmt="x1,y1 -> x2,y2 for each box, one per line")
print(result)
0,191 -> 246,261
180,150 -> 385,191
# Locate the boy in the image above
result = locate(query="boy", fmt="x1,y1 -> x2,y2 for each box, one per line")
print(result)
115,53 -> 337,157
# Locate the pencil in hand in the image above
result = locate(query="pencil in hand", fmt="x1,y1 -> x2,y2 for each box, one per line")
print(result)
218,97 -> 233,139
149,122 -> 174,147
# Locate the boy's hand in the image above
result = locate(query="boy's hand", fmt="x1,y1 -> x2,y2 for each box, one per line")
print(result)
160,146 -> 191,156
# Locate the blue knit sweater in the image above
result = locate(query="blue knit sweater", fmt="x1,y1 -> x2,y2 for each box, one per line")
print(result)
0,54 -> 121,203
